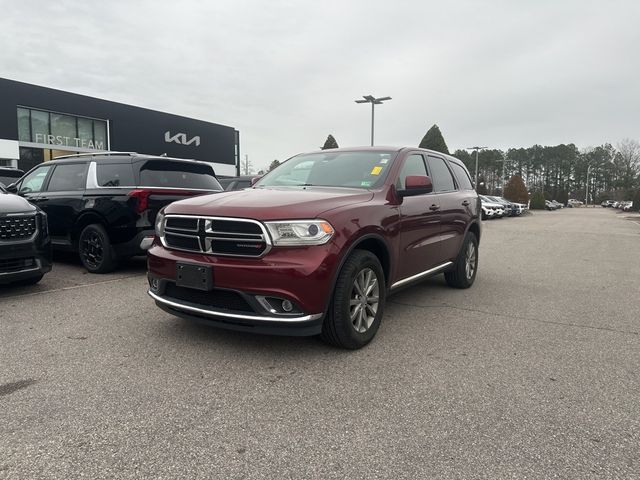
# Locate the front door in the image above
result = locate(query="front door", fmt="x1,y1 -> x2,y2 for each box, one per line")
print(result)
395,153 -> 443,281
35,162 -> 88,243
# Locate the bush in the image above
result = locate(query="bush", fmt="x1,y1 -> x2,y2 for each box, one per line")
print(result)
633,190 -> 640,212
530,191 -> 546,209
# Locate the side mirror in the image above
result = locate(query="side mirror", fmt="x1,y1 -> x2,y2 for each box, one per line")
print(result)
6,182 -> 18,193
398,175 -> 433,197
250,176 -> 261,186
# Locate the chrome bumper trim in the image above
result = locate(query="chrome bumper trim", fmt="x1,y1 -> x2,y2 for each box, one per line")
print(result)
148,290 -> 323,323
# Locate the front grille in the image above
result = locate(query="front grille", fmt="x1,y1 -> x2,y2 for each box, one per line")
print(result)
163,215 -> 269,257
0,257 -> 35,273
164,283 -> 254,312
0,215 -> 37,241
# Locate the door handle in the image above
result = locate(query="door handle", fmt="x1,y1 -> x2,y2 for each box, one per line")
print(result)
461,200 -> 470,206
429,204 -> 440,211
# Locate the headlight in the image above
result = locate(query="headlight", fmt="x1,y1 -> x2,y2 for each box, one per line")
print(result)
265,220 -> 334,246
155,209 -> 165,238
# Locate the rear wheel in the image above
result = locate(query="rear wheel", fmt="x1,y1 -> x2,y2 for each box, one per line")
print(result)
444,232 -> 478,289
320,250 -> 385,349
78,224 -> 116,273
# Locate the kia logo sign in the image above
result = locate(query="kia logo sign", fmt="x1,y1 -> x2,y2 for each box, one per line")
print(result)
164,131 -> 201,147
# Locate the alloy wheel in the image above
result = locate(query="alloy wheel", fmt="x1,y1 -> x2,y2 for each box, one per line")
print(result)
349,267 -> 380,333
81,231 -> 104,269
465,241 -> 477,280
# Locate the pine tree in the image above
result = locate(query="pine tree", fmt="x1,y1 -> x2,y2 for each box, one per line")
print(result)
322,134 -> 339,150
269,160 -> 281,171
503,175 -> 529,203
419,124 -> 449,154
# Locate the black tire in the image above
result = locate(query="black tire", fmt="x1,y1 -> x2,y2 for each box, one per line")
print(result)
78,224 -> 116,274
444,232 -> 478,289
15,274 -> 44,286
320,250 -> 386,349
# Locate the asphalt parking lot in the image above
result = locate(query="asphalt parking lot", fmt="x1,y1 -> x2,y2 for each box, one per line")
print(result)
1,208 -> 639,479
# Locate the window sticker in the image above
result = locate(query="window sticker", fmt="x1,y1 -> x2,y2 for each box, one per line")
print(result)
370,166 -> 383,175
380,158 -> 389,164
361,180 -> 372,187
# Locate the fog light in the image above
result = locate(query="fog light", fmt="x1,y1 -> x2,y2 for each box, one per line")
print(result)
282,300 -> 293,312
149,277 -> 160,291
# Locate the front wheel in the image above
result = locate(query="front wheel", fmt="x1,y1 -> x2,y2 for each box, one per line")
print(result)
444,232 -> 478,289
320,250 -> 386,349
78,224 -> 116,274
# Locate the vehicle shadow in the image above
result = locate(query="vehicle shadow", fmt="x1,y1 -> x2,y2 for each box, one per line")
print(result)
52,251 -> 148,274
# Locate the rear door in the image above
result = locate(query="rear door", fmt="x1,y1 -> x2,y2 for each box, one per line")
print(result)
396,153 -> 443,281
426,155 -> 468,262
36,162 -> 88,243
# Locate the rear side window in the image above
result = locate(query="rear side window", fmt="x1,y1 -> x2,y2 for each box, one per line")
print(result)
96,163 -> 135,187
427,156 -> 456,192
136,160 -> 222,190
449,162 -> 474,190
47,163 -> 88,192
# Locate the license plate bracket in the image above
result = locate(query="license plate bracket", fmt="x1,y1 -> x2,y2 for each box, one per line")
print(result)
176,263 -> 213,291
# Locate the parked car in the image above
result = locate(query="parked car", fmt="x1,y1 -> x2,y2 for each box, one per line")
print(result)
622,201 -> 634,212
601,200 -> 614,207
218,175 -> 255,191
487,196 -> 521,216
568,199 -> 583,207
550,200 -> 564,209
0,183 -> 52,285
479,195 -> 505,219
147,147 -> 481,349
0,166 -> 25,188
6,152 -> 223,273
545,200 -> 558,210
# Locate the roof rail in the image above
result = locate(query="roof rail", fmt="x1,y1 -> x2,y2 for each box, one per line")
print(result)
53,151 -> 138,160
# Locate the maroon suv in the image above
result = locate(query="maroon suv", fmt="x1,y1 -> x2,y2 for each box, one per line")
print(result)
147,147 -> 481,349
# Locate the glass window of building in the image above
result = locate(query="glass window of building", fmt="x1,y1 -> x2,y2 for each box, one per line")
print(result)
31,110 -> 50,142
94,120 -> 107,149
51,113 -> 77,142
78,117 -> 93,142
17,108 -> 31,142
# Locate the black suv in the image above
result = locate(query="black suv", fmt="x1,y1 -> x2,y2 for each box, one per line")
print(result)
0,167 -> 25,187
0,183 -> 52,285
6,152 -> 223,273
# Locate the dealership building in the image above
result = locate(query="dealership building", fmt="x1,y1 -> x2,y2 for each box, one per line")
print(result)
0,78 -> 239,176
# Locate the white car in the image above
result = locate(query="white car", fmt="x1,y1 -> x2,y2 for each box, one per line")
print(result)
480,196 -> 505,220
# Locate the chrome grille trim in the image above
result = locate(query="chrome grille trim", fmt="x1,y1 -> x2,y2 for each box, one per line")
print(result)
162,214 -> 272,258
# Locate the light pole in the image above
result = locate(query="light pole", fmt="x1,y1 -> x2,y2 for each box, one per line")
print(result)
355,95 -> 392,146
496,152 -> 509,195
585,165 -> 592,206
467,146 -> 487,189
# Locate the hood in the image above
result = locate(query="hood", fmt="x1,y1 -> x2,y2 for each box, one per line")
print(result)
0,192 -> 37,215
164,186 -> 374,220
481,201 -> 504,208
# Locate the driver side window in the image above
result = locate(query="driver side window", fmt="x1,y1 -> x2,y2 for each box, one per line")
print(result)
19,165 -> 52,194
396,154 -> 428,190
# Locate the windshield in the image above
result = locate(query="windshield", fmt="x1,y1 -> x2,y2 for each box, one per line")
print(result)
256,151 -> 397,189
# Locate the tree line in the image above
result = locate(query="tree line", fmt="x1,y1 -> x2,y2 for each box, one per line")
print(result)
252,128 -> 640,210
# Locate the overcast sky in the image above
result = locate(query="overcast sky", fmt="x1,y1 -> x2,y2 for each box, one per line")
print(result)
1,0 -> 639,171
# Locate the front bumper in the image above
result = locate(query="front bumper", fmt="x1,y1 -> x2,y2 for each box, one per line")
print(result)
146,242 -> 338,336
0,235 -> 52,285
